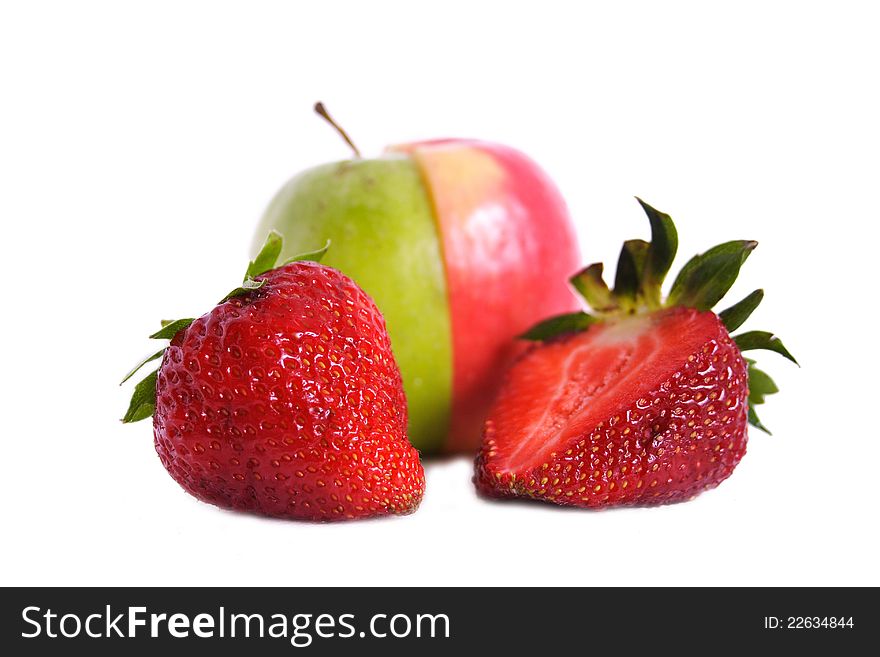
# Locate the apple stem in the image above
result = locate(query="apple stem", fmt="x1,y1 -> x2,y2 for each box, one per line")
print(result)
314,102 -> 361,158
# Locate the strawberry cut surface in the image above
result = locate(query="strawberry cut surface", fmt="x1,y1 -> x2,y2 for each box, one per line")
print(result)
475,308 -> 749,506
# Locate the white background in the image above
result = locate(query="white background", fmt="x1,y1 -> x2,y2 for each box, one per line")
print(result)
1,1 -> 878,587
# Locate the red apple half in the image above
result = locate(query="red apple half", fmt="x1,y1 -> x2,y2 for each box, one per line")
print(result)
393,140 -> 581,451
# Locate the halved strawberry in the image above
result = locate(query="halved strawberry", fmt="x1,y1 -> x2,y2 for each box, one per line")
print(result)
475,199 -> 796,507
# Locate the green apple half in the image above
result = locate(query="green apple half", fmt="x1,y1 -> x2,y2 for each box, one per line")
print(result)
253,134 -> 581,453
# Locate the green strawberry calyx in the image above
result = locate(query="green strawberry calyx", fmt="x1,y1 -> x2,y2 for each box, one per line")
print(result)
120,232 -> 330,423
521,198 -> 798,433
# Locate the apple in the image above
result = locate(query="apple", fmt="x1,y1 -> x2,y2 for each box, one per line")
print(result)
252,105 -> 581,453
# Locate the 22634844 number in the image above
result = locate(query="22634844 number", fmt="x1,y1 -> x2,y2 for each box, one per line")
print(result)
790,617 -> 854,629
764,617 -> 854,629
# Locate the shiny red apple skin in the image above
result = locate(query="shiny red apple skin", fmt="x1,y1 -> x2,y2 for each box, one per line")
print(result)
394,140 -> 582,452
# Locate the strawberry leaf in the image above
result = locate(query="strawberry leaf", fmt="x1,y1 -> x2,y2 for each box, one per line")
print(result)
120,348 -> 165,386
613,239 -> 649,304
150,318 -> 195,340
746,359 -> 778,434
735,331 -> 798,365
122,369 -> 158,423
520,312 -> 598,341
220,277 -> 266,304
637,198 -> 678,305
748,406 -> 771,434
223,240 -> 330,305
570,264 -> 616,312
719,289 -> 764,332
245,230 -> 284,279
747,361 -> 779,404
245,233 -> 328,281
667,240 -> 757,311
283,239 -> 331,265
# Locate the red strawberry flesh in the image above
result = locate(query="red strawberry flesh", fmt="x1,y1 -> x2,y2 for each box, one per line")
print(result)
476,308 -> 749,506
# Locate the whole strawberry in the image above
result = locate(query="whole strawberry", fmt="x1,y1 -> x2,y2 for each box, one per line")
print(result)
123,233 -> 424,521
475,199 -> 796,507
